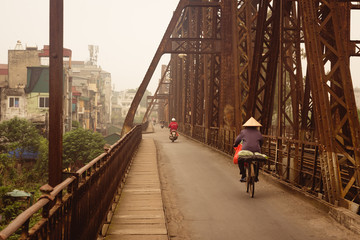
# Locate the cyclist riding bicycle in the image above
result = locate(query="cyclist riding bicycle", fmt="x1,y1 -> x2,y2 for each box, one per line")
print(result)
233,117 -> 263,182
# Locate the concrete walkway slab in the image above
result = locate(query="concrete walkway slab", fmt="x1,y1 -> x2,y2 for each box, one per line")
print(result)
105,138 -> 168,240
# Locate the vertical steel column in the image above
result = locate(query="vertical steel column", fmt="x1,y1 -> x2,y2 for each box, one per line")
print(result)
184,7 -> 194,132
194,8 -> 204,127
247,0 -> 280,134
235,0 -> 257,132
208,5 -> 221,130
301,72 -> 315,138
278,1 -> 304,178
247,0 -> 267,121
203,52 -> 211,143
300,0 -> 337,203
170,55 -> 178,122
203,6 -> 217,142
188,6 -> 196,133
184,54 -> 191,128
220,0 -> 237,131
278,0 -> 303,139
330,1 -> 360,204
300,0 -> 360,205
142,62 -> 171,123
49,0 -> 63,187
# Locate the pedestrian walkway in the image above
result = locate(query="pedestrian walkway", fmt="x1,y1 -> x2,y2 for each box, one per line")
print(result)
104,137 -> 168,240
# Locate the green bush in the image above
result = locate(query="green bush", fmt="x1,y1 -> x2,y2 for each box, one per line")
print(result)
63,128 -> 106,170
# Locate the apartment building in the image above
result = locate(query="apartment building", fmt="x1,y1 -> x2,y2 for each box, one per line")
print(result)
0,41 -> 72,133
111,89 -> 147,125
69,61 -> 112,134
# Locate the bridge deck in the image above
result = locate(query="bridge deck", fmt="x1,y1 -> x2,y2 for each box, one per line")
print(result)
104,137 -> 168,240
103,124 -> 360,239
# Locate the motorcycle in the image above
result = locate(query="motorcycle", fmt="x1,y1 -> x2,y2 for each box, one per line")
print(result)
169,130 -> 178,142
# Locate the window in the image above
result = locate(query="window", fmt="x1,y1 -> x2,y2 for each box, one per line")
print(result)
39,97 -> 49,108
9,97 -> 19,108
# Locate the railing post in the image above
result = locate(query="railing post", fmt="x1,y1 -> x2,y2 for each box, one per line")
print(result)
286,139 -> 291,181
20,219 -> 29,239
70,174 -> 80,239
266,137 -> 271,171
299,142 -> 305,185
311,146 -> 319,191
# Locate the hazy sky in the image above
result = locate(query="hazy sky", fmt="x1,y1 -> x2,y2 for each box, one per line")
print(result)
1,1 -> 360,94
0,0 -> 179,94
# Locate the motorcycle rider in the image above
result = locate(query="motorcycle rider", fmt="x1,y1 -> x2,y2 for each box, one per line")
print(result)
168,118 -> 178,132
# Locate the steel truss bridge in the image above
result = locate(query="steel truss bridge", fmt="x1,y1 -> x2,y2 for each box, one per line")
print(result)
130,0 -> 360,208
1,0 -> 360,239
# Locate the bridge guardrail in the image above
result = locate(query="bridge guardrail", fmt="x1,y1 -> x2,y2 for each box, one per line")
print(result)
178,123 -> 327,200
141,120 -> 149,131
261,135 -> 322,195
0,125 -> 142,240
184,125 -> 360,205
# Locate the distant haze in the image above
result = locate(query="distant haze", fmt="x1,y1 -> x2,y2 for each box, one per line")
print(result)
1,1 -> 360,94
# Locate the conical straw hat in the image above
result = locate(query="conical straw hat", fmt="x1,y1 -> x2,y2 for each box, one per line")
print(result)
242,117 -> 262,127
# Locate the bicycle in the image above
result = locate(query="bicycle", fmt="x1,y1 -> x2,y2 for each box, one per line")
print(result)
239,155 -> 266,198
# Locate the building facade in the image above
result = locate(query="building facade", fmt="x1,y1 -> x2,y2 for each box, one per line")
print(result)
0,42 -> 72,134
69,61 -> 112,134
0,42 -> 113,135
111,89 -> 147,125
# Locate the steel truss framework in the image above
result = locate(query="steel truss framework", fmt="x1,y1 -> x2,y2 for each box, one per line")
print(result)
125,0 -> 360,208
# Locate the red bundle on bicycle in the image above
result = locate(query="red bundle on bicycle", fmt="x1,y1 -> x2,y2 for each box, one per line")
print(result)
233,144 -> 242,164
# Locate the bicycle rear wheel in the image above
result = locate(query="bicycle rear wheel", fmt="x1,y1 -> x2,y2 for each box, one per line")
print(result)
249,163 -> 255,197
249,177 -> 255,197
246,176 -> 250,193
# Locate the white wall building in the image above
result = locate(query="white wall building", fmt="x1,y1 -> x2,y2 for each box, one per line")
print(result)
113,89 -> 147,120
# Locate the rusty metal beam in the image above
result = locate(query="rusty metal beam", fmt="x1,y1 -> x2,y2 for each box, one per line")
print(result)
279,0 -> 303,140
121,0 -> 189,135
150,0 -> 360,207
49,0 -> 63,187
148,95 -> 171,100
164,38 -> 221,54
235,0 -> 257,133
220,0 -> 237,131
122,0 -> 223,136
142,62 -> 171,123
300,0 -> 360,205
247,0 -> 280,135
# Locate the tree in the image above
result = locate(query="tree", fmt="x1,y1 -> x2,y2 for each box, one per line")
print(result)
63,128 -> 106,170
71,120 -> 81,129
0,117 -> 42,164
0,118 -> 47,232
31,137 -> 49,181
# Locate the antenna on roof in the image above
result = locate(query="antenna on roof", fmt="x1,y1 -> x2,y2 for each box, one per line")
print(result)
88,45 -> 99,66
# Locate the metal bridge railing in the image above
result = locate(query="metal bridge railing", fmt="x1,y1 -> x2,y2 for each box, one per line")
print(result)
188,126 -> 360,203
0,125 -> 142,240
262,136 -> 322,195
179,124 -> 326,199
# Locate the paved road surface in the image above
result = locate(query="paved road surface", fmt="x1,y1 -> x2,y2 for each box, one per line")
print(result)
149,125 -> 360,240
